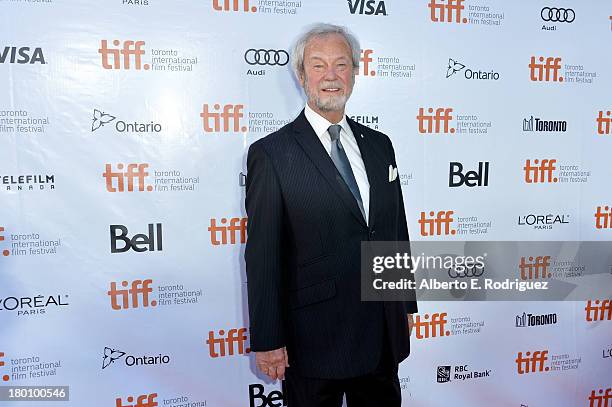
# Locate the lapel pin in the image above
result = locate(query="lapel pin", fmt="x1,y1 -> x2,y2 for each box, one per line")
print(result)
360,133 -> 364,138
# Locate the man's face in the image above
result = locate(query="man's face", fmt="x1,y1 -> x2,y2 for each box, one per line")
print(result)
299,33 -> 356,113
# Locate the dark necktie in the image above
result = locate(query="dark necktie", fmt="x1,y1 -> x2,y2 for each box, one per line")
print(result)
328,124 -> 366,222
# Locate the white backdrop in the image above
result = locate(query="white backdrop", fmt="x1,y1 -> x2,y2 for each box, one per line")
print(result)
1,0 -> 611,406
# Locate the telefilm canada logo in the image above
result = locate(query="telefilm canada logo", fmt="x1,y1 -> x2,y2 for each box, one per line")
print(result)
1,174 -> 55,192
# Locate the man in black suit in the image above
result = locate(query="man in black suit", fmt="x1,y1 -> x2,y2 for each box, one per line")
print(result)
245,23 -> 417,406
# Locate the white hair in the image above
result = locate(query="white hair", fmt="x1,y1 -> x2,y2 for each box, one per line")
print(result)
290,23 -> 360,79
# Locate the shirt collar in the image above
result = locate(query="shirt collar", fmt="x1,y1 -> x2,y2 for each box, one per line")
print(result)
304,103 -> 350,141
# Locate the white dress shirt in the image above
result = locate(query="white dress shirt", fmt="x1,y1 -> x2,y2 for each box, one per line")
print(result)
304,104 -> 370,225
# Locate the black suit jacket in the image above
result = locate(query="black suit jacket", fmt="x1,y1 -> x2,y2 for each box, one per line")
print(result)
245,110 -> 417,379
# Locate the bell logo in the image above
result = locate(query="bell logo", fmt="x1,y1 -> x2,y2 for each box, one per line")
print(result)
110,224 -> 162,253
523,159 -> 558,183
449,162 -> 489,187
213,0 -> 257,12
103,164 -> 153,192
585,300 -> 612,322
0,227 -> 8,257
206,328 -> 250,357
419,211 -> 456,236
516,350 -> 549,374
428,0 -> 467,24
249,383 -> 286,407
414,312 -> 450,339
595,206 -> 612,229
200,104 -> 247,133
208,217 -> 247,245
589,388 -> 612,407
596,110 -> 611,135
0,352 -> 9,382
115,393 -> 158,407
0,46 -> 46,64
519,256 -> 551,280
417,108 -> 455,134
348,0 -> 387,16
528,56 -> 563,82
99,40 -> 149,70
108,279 -> 157,310
356,49 -> 375,76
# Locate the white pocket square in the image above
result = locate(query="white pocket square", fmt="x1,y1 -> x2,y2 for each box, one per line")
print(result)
388,165 -> 398,182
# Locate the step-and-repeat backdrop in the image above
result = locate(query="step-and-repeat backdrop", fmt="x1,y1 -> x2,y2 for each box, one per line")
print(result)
1,1 -> 611,406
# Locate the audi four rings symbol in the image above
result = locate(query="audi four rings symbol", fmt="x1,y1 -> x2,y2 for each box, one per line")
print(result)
541,7 -> 575,23
244,49 -> 289,66
448,265 -> 485,278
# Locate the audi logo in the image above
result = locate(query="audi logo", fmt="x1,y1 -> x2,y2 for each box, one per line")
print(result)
448,265 -> 485,278
244,49 -> 289,66
541,7 -> 575,23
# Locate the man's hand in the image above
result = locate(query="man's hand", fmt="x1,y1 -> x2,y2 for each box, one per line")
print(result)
256,347 -> 289,380
407,314 -> 415,337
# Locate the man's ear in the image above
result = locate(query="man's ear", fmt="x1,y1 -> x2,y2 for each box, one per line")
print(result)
298,72 -> 305,88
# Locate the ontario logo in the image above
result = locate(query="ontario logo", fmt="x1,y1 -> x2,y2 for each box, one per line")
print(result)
91,109 -> 162,133
446,58 -> 500,80
102,347 -> 170,370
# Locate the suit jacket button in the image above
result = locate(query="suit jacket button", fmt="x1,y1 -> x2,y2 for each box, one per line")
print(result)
369,229 -> 376,240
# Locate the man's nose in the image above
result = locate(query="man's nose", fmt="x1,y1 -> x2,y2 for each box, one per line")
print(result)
323,65 -> 339,80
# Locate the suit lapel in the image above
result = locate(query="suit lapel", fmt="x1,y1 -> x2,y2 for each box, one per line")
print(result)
347,117 -> 379,229
291,111 -> 367,228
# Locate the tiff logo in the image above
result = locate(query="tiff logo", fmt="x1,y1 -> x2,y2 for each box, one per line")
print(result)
357,49 -> 375,76
213,0 -> 257,12
414,312 -> 450,339
0,227 -> 8,257
115,393 -> 158,407
200,104 -> 246,133
208,217 -> 248,245
99,40 -> 149,70
417,108 -> 455,134
589,388 -> 612,407
103,164 -> 152,192
529,56 -> 563,82
523,159 -> 558,183
428,0 -> 467,23
515,350 -> 549,374
519,256 -> 551,280
0,352 -> 8,382
419,211 -> 456,236
585,300 -> 611,322
206,328 -> 250,357
595,206 -> 612,229
108,279 -> 157,310
596,110 -> 611,135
